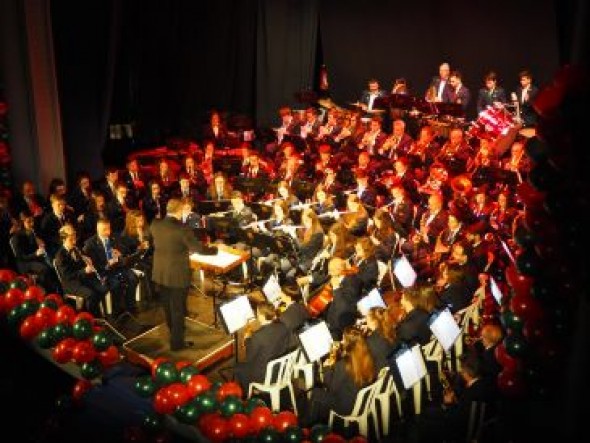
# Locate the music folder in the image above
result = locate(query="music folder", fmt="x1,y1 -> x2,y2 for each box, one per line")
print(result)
357,288 -> 387,316
392,255 -> 417,288
218,295 -> 255,335
297,320 -> 333,363
394,344 -> 427,390
428,308 -> 461,352
262,274 -> 282,308
490,277 -> 503,304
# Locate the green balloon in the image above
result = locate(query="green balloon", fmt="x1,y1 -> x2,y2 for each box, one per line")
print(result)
243,396 -> 267,414
37,328 -> 56,349
310,424 -> 331,443
7,305 -> 26,329
20,300 -> 40,316
91,330 -> 113,351
179,365 -> 199,384
40,299 -> 59,310
51,323 -> 72,342
142,412 -> 163,432
175,402 -> 201,424
220,395 -> 243,417
154,361 -> 180,385
134,375 -> 158,398
72,319 -> 93,340
258,427 -> 280,443
195,392 -> 218,413
283,425 -> 304,443
0,281 -> 8,293
501,310 -> 524,334
80,359 -> 102,380
504,334 -> 529,358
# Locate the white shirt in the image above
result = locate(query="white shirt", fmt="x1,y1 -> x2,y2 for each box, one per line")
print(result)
437,80 -> 447,101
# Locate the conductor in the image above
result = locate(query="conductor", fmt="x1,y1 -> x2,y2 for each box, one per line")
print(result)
150,198 -> 218,351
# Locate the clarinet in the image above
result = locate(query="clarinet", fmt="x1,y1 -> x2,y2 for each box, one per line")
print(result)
74,247 -> 106,285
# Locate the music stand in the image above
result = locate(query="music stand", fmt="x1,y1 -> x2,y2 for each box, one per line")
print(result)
234,176 -> 269,200
217,294 -> 256,366
198,200 -> 232,215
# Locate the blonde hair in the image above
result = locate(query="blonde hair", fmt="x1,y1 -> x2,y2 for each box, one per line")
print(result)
367,307 -> 396,344
343,326 -> 376,387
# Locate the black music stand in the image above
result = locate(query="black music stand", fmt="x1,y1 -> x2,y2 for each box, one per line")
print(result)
234,176 -> 269,201
198,200 -> 232,215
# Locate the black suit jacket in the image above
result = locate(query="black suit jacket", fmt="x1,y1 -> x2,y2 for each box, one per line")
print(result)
395,308 -> 432,347
476,87 -> 507,114
67,188 -> 92,218
428,78 -> 454,103
322,359 -> 366,415
39,211 -> 76,257
355,257 -> 379,295
451,85 -> 471,110
366,331 -> 393,372
149,216 -> 217,288
279,302 -> 311,349
54,246 -> 97,291
142,195 -> 167,224
359,89 -> 388,110
515,85 -> 539,127
83,234 -> 126,276
325,282 -> 359,340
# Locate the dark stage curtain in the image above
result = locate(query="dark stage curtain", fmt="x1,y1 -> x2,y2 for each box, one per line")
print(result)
255,0 -> 319,127
319,0 -> 560,120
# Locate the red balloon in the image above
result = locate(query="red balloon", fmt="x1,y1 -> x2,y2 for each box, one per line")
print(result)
52,338 -> 78,364
497,370 -> 527,397
164,382 -> 190,407
202,415 -> 229,443
249,406 -> 273,433
216,381 -> 244,402
153,388 -> 177,415
74,312 -> 95,323
44,293 -> 64,307
0,268 -> 17,282
72,379 -> 93,402
228,413 -> 251,439
504,265 -> 533,297
494,343 -> 521,372
34,306 -> 57,329
55,305 -> 77,325
175,360 -> 194,371
186,374 -> 211,398
198,412 -> 220,432
24,285 -> 45,302
4,288 -> 24,311
151,357 -> 171,379
97,345 -> 120,367
19,314 -> 42,340
272,410 -> 298,432
322,434 -> 346,443
72,340 -> 97,364
510,294 -> 545,323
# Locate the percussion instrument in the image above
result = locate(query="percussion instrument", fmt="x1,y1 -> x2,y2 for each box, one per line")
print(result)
467,105 -> 515,140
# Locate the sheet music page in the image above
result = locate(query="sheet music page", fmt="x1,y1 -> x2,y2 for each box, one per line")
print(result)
393,255 -> 417,288
219,295 -> 255,334
412,344 -> 427,379
190,249 -> 240,268
396,348 -> 420,389
429,309 -> 460,352
357,288 -> 386,316
299,322 -> 333,362
262,274 -> 282,306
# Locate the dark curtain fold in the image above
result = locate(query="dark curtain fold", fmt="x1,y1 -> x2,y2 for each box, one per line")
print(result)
319,0 -> 560,120
51,0 -> 121,183
255,0 -> 319,127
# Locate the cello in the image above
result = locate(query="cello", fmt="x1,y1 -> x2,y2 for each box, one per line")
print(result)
305,265 -> 359,317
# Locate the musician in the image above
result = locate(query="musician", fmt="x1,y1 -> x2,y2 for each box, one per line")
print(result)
276,153 -> 306,186
276,180 -> 301,208
370,208 -> 398,263
446,240 -> 479,295
312,184 -> 337,217
207,172 -> 233,201
340,194 -> 369,237
54,224 -> 108,318
83,218 -> 140,317
464,221 -> 494,273
200,140 -> 216,184
201,111 -> 229,148
172,173 -> 200,205
278,285 -> 311,349
67,172 -> 93,223
229,190 -> 256,228
469,323 -> 503,383
318,167 -> 343,200
96,166 -> 119,202
489,191 -> 517,239
469,138 -> 499,187
358,116 -> 387,156
234,301 -> 290,391
476,71 -> 507,114
316,108 -> 342,142
394,285 -> 434,348
150,198 -> 218,351
275,106 -> 298,145
106,181 -> 134,235
241,151 -> 270,181
141,180 -> 167,224
324,257 -> 361,340
449,70 -> 471,111
433,211 -> 466,264
11,180 -> 47,226
155,158 -> 177,197
254,200 -> 294,274
284,207 -> 325,281
418,162 -> 451,202
437,127 -> 472,176
408,125 -> 440,169
470,189 -> 493,225
418,192 -> 449,245
352,151 -> 379,183
379,119 -> 413,159
121,158 -> 147,205
314,143 -> 338,179
501,139 -> 531,183
426,62 -> 453,103
118,209 -> 153,273
364,306 -> 397,371
358,78 -> 387,112
391,156 -> 420,204
400,230 -> 435,280
303,325 -> 376,426
352,236 -> 379,296
181,154 -> 208,195
299,107 -> 321,140
39,194 -> 76,260
354,170 -> 377,210
180,196 -> 202,229
513,69 -> 539,127
10,212 -> 60,293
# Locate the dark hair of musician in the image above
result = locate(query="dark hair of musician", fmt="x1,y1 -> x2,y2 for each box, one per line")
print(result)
356,236 -> 376,259
313,184 -> 335,207
59,223 -> 76,242
518,69 -> 532,80
484,71 -> 498,83
328,221 -> 356,259
460,354 -> 482,379
403,285 -> 436,313
450,70 -> 462,80
342,325 -> 376,387
366,306 -> 396,344
257,301 -> 278,322
373,209 -> 395,237
166,198 -> 184,214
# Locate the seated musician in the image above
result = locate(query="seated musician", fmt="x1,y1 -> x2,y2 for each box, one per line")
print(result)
276,153 -> 306,187
181,154 -> 208,195
468,323 -> 503,385
393,285 -> 435,349
388,184 -> 414,238
464,221 -> 494,274
445,240 -> 479,296
142,180 -> 167,225
354,170 -> 377,210
379,119 -> 414,160
254,199 -> 293,273
302,325 -> 376,426
358,116 -> 387,156
352,236 -> 379,296
275,180 -> 301,208
436,127 -> 472,177
241,150 -> 270,180
352,151 -> 379,183
392,156 -> 421,203
274,106 -> 298,146
340,194 -> 369,237
172,173 -> 200,204
117,209 -> 153,275
312,184 -> 336,216
418,192 -> 449,245
314,143 -> 338,180
370,208 -> 398,263
407,124 -> 440,169
299,107 -> 321,140
468,138 -> 498,188
470,189 -> 493,225
201,110 -> 229,148
400,230 -> 435,281
323,257 -> 361,340
489,190 -> 518,240
316,108 -> 341,142
39,193 -> 76,260
207,172 -> 233,201
106,181 -> 136,235
501,139 -> 531,184
278,284 -> 311,349
363,306 -> 397,372
155,158 -> 177,197
318,167 -> 343,203
121,158 -> 147,206
432,210 -> 466,264
11,211 -> 60,293
83,218 -> 139,317
67,171 -> 93,224
234,301 -> 290,392
54,224 -> 108,318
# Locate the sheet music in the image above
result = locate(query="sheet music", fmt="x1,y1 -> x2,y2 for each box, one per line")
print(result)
393,255 -> 417,288
357,288 -> 386,316
190,249 -> 241,268
298,321 -> 333,362
263,274 -> 282,307
429,309 -> 461,352
219,295 -> 255,334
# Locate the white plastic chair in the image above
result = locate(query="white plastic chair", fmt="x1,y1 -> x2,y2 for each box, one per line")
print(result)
376,260 -> 388,287
328,377 -> 380,438
292,348 -> 315,397
370,367 -> 403,439
421,336 -> 447,400
248,349 -> 299,415
454,303 -> 478,371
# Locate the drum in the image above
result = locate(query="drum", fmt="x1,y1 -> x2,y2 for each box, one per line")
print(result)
468,105 -> 515,139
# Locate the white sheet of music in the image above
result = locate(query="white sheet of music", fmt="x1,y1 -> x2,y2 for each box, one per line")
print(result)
190,249 -> 241,268
429,308 -> 461,352
219,295 -> 255,334
396,344 -> 427,389
298,321 -> 333,363
263,274 -> 282,307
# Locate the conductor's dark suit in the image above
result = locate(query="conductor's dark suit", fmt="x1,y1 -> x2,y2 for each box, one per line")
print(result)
150,215 -> 217,350
234,321 -> 290,391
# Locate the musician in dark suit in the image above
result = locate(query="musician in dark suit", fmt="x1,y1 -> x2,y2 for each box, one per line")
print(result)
172,173 -> 200,206
142,180 -> 167,224
379,119 -> 414,160
418,192 -> 449,245
364,306 -> 396,371
359,78 -> 388,112
201,111 -> 229,148
352,236 -> 379,296
150,198 -> 218,351
121,158 -> 148,206
354,170 -> 377,210
67,172 -> 93,221
95,166 -> 119,202
54,224 -> 108,318
449,71 -> 471,112
476,71 -> 507,114
11,180 -> 47,226
181,155 -> 208,196
206,172 -> 233,201
83,218 -> 139,317
234,302 -> 290,391
426,62 -> 454,103
394,286 -> 434,348
39,194 -> 76,260
513,69 -> 539,127
106,181 -> 135,235
324,258 -> 361,340
388,184 -> 414,238
278,285 -> 311,349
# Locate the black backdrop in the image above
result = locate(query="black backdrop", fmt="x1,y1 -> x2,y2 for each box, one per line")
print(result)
51,0 -> 563,181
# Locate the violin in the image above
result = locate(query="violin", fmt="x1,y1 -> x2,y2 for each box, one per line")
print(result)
306,282 -> 333,317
